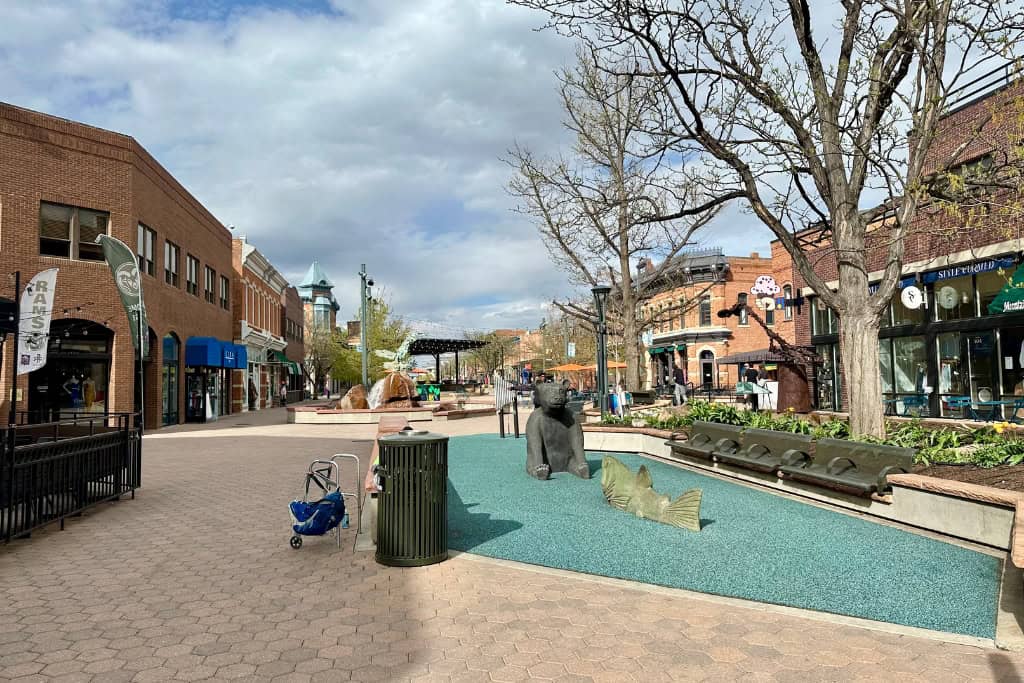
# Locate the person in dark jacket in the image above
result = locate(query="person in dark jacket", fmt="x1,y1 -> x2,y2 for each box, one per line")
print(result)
672,366 -> 687,406
744,364 -> 760,411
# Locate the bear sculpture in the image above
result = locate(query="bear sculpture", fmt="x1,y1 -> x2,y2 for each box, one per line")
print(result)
525,382 -> 590,480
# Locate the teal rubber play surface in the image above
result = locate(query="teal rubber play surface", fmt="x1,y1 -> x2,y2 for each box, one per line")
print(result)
445,434 -> 1001,638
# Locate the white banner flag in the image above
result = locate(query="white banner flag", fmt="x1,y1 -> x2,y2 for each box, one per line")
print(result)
17,268 -> 58,375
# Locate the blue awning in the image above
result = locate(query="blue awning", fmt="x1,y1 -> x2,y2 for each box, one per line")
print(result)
185,337 -> 224,367
221,344 -> 239,369
922,256 -> 1016,284
868,275 -> 917,295
233,344 -> 247,369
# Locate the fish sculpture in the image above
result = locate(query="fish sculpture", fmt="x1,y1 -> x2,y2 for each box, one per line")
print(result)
600,456 -> 702,531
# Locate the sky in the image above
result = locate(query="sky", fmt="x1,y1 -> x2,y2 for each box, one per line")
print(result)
0,0 -> 775,333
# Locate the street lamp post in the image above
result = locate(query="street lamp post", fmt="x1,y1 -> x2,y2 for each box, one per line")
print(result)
359,264 -> 374,387
592,285 -> 612,417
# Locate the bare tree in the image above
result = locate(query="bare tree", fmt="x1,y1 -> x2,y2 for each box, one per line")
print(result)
510,0 -> 1023,436
508,48 -> 726,391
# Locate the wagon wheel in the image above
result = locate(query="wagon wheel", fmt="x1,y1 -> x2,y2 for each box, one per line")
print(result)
290,535 -> 303,549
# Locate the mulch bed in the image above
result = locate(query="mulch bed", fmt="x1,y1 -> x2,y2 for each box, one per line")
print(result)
914,464 -> 1024,493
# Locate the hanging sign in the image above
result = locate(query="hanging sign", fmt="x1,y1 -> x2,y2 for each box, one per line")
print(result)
567,342 -> 576,358
750,275 -> 782,300
899,285 -> 924,310
17,268 -> 58,375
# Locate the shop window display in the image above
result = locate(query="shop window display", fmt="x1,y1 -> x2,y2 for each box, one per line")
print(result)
933,275 -> 974,321
977,269 -> 1007,317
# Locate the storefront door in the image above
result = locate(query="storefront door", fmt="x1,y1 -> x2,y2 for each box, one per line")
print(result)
162,334 -> 180,426
27,320 -> 112,423
699,351 -> 715,389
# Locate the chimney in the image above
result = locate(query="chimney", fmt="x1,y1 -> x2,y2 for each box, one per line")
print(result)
750,252 -> 760,260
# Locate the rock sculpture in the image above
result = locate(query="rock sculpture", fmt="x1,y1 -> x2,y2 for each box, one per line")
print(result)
380,373 -> 419,408
600,456 -> 702,531
525,382 -> 589,480
337,384 -> 369,410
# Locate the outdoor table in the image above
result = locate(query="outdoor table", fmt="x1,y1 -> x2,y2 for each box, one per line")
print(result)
882,398 -> 900,416
972,399 -> 1017,422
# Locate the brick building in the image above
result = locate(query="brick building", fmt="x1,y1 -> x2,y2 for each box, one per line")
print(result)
281,286 -> 304,401
232,237 -> 288,412
641,249 -> 783,390
0,102 -> 236,430
775,71 -> 1024,419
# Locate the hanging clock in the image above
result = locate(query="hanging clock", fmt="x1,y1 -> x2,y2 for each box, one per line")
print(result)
937,285 -> 958,310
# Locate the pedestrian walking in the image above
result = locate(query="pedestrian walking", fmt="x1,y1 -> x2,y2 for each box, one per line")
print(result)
673,366 -> 688,406
280,379 -> 288,407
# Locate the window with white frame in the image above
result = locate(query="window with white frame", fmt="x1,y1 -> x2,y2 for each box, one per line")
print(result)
39,202 -> 108,261
204,266 -> 215,304
137,223 -> 155,276
164,241 -> 180,286
186,255 -> 199,296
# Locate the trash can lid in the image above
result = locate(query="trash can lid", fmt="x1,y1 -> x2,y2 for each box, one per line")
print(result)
378,428 -> 450,445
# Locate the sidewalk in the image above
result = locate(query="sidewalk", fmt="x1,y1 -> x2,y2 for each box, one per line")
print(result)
0,417 -> 1020,681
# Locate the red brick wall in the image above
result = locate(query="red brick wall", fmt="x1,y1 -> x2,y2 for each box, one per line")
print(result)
0,102 -> 234,429
645,253 -> 777,385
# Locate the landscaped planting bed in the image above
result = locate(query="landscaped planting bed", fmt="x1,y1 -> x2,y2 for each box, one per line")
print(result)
601,401 -> 1024,492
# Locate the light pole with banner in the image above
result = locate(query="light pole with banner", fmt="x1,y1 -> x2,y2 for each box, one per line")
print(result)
592,285 -> 611,416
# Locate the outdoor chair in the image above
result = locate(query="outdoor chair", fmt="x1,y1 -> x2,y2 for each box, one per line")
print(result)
1010,397 -> 1024,424
899,394 -> 928,417
778,438 -> 915,496
944,396 -> 979,421
715,428 -> 812,476
666,421 -> 742,461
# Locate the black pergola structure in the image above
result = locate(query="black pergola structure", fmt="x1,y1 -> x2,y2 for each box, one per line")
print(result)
408,337 -> 487,384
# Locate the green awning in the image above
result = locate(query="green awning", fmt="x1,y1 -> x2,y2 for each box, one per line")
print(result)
270,350 -> 301,375
987,263 -> 1024,314
649,347 -> 665,354
675,344 -> 687,351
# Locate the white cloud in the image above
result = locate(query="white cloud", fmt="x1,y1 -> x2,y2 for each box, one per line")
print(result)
0,0 -> 771,330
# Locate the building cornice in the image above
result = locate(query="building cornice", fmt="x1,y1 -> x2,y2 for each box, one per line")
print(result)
800,236 -> 1024,297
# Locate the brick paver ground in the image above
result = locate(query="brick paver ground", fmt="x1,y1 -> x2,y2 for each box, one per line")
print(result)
1,409 -> 1022,682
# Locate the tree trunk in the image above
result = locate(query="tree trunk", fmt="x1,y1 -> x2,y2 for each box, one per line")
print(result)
839,309 -> 885,438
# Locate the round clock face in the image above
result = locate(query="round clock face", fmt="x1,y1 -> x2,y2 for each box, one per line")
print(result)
938,285 -> 958,310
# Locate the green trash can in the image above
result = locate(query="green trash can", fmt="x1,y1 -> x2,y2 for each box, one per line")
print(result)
375,429 -> 449,567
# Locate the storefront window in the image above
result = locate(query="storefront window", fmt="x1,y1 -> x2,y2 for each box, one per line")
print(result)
891,289 -> 925,326
815,343 -> 840,410
811,299 -> 836,336
892,336 -> 927,394
878,339 -> 894,394
977,269 -> 1007,316
933,275 -> 974,321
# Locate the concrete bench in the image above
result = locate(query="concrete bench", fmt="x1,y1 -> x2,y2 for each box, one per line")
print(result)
666,421 -> 742,461
779,438 -> 915,496
716,428 -> 813,475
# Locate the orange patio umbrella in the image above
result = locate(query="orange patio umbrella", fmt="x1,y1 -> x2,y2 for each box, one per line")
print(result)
580,360 -> 627,370
547,363 -> 588,372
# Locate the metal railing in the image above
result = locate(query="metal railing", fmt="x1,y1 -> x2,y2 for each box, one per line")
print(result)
944,61 -> 1024,115
2,413 -> 141,543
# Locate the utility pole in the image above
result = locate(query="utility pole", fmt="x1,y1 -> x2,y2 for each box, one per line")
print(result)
359,264 -> 373,388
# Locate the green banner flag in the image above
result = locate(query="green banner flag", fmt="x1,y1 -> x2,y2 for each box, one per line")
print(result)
96,235 -> 149,358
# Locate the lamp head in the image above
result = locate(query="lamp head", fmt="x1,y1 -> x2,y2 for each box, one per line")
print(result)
367,277 -> 375,287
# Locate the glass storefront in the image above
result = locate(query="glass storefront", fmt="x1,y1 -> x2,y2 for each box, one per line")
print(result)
28,320 -> 112,422
811,254 -> 1024,419
162,334 -> 179,425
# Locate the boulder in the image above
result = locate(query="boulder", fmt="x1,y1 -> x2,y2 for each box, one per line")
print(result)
337,384 -> 369,410
380,373 -> 419,408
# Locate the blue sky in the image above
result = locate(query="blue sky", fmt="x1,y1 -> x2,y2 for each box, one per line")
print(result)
0,0 -> 773,332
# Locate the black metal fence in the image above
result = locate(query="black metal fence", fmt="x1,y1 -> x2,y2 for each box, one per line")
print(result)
2,412 -> 141,543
